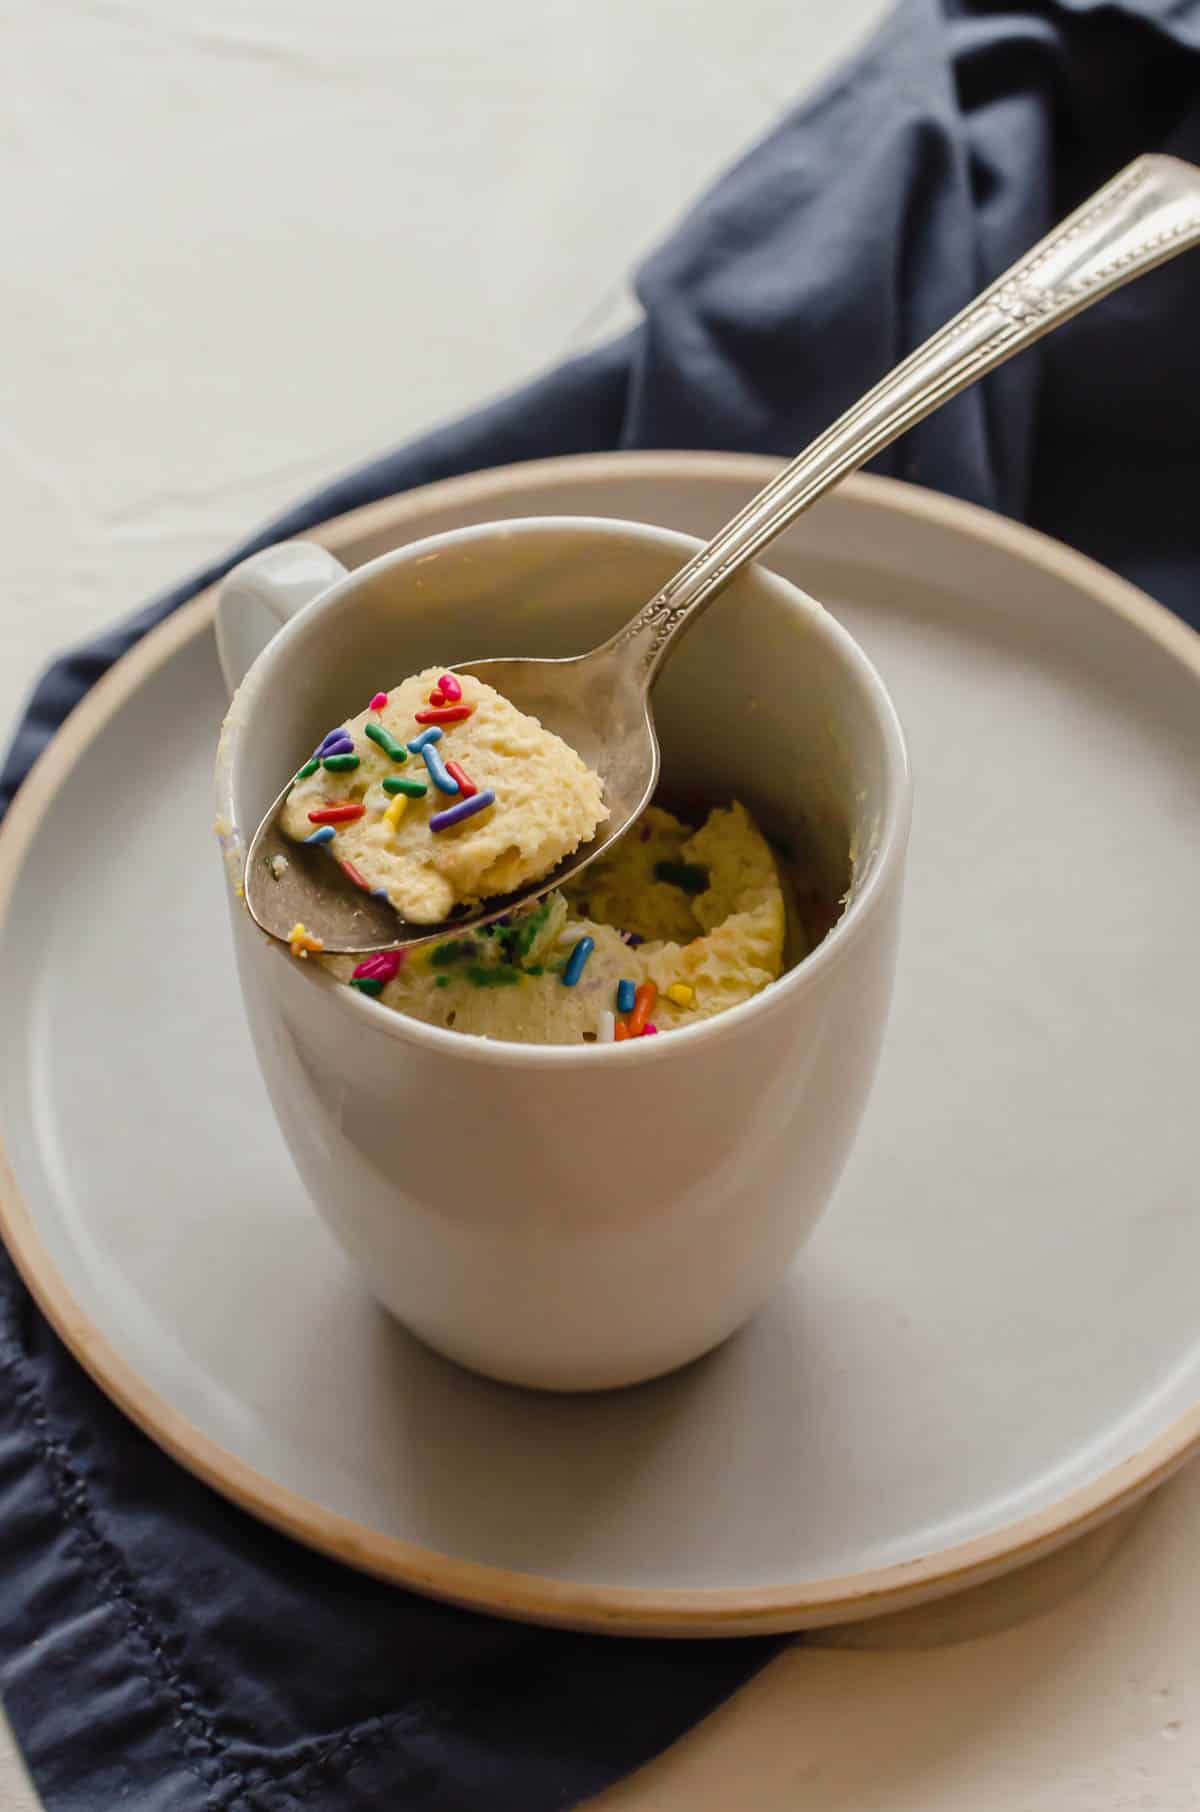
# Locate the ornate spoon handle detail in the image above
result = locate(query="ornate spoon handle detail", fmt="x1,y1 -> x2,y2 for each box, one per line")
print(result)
613,154 -> 1200,677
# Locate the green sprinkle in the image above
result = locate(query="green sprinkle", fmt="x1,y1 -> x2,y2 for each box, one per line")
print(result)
365,722 -> 408,763
466,964 -> 521,988
295,757 -> 320,779
525,963 -> 544,976
349,976 -> 383,997
382,775 -> 427,797
322,753 -> 360,772
654,860 -> 710,896
431,938 -> 480,968
434,974 -> 452,989
499,898 -> 551,963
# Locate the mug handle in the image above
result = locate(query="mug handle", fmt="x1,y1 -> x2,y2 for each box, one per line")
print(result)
215,540 -> 349,697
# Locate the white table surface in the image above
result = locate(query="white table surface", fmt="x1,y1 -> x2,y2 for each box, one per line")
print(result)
3,3 -> 1199,1808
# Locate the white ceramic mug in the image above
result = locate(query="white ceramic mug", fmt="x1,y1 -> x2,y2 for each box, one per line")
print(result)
214,517 -> 911,1390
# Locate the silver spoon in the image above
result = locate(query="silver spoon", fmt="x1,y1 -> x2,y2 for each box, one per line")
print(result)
246,152 -> 1200,955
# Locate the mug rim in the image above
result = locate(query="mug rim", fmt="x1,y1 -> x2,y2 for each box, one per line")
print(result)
221,513 -> 912,1070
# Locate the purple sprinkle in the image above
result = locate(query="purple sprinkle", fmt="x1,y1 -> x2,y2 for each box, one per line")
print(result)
429,789 -> 496,832
623,930 -> 644,948
317,728 -> 352,756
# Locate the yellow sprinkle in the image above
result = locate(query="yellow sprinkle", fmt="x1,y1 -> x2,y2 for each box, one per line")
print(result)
384,793 -> 408,831
666,982 -> 695,1009
288,922 -> 324,959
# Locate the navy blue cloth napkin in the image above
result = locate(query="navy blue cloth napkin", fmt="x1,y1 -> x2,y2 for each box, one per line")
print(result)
3,4 -> 1199,1808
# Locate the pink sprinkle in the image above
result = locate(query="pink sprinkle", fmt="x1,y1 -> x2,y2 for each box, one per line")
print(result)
438,672 -> 463,702
642,1023 -> 658,1036
369,692 -> 388,712
353,949 -> 404,983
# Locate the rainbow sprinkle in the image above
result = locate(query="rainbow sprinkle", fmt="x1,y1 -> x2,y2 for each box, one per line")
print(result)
317,729 -> 353,756
341,858 -> 370,890
597,1010 -> 615,1043
350,948 -> 403,995
384,794 -> 408,830
438,673 -> 463,702
642,1023 -> 659,1036
414,704 -> 473,725
302,825 -> 335,846
444,759 -> 477,797
429,789 -> 495,831
288,923 -> 323,958
369,692 -> 389,711
616,978 -> 636,1014
365,722 -> 408,762
416,739 -> 459,795
628,981 -> 657,1036
406,726 -> 442,754
321,752 -> 360,772
354,949 -> 404,984
666,982 -> 695,1008
561,935 -> 595,987
295,757 -> 320,779
382,775 -> 427,797
308,803 -> 365,825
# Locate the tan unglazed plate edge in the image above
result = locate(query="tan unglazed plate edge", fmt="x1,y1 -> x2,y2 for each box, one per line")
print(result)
2,452 -> 1199,1639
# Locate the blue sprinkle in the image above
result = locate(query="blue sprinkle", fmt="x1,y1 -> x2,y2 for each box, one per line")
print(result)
406,726 -> 443,754
303,825 -> 335,846
429,789 -> 495,831
561,936 -> 595,988
371,887 -> 390,900
616,978 -> 636,1014
419,741 -> 460,795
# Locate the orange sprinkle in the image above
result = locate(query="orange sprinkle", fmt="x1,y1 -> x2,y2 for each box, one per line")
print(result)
288,922 -> 324,959
614,1022 -> 631,1042
628,981 -> 657,1037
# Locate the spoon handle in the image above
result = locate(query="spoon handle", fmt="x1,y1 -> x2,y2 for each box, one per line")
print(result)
614,153 -> 1200,680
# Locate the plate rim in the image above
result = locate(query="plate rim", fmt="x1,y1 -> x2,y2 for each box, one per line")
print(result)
2,451 -> 1199,1637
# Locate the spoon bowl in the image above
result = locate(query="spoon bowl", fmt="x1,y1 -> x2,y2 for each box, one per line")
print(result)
243,646 -> 659,953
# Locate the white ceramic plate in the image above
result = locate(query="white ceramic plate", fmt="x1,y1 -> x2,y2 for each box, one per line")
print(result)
2,454 -> 1198,1637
